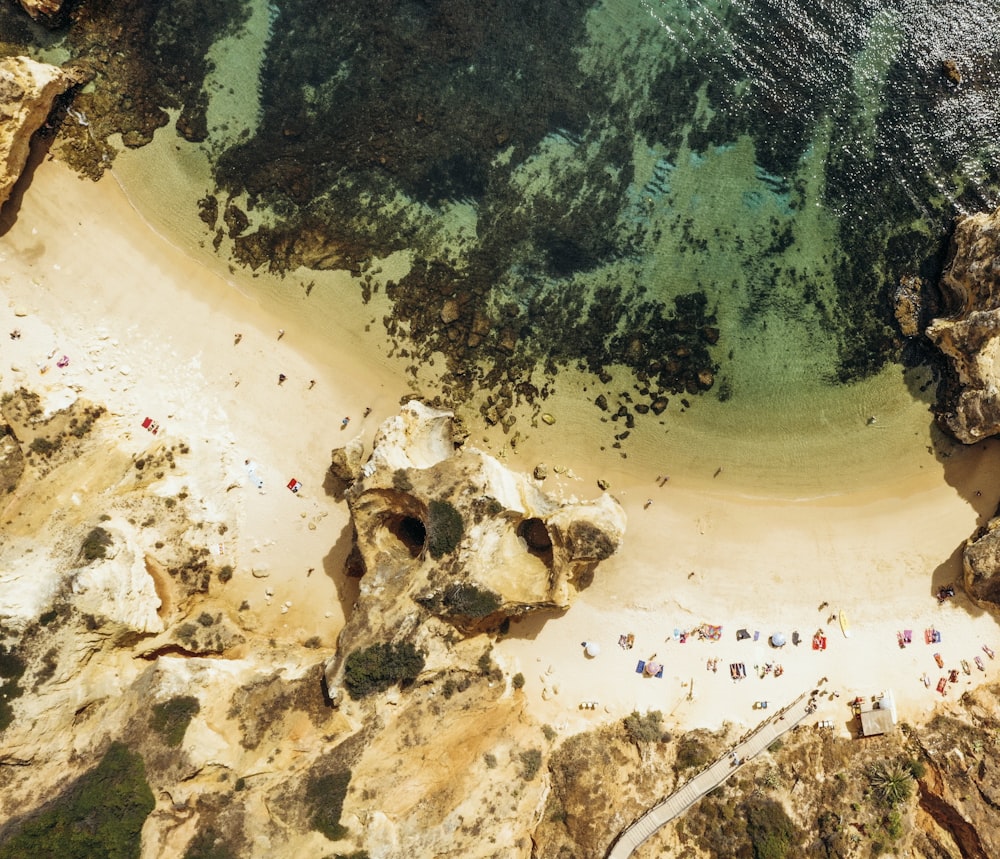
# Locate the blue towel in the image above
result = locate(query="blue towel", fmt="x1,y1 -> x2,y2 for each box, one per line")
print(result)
636,660 -> 646,674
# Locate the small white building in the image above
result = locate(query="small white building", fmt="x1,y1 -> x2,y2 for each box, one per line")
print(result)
858,689 -> 897,738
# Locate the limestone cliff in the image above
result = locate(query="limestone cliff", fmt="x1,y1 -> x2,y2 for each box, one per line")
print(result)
926,208 -> 1000,443
322,401 -> 626,705
0,56 -> 75,210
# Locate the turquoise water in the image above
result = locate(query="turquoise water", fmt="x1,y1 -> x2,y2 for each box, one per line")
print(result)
8,0 -> 1000,491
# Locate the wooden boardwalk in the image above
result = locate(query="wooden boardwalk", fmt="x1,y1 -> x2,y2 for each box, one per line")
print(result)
605,691 -> 812,859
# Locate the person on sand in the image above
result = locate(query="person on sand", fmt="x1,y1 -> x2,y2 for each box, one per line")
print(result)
278,373 -> 286,385
341,416 -> 350,427
9,329 -> 20,340
277,329 -> 285,340
234,333 -> 242,345
363,406 -> 372,418
308,380 -> 316,389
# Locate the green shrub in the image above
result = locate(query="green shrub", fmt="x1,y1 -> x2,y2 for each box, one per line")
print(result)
867,760 -> 914,807
29,436 -> 58,456
80,526 -> 113,562
0,742 -> 154,859
442,583 -> 501,617
905,757 -> 926,779
0,648 -> 29,730
427,499 -> 464,558
0,646 -> 25,680
483,753 -> 497,769
343,642 -> 425,699
511,672 -> 525,690
675,734 -> 713,771
150,696 -> 201,748
743,795 -> 800,859
520,748 -> 543,781
218,565 -> 234,584
306,769 -> 352,841
624,710 -> 663,746
542,724 -> 557,741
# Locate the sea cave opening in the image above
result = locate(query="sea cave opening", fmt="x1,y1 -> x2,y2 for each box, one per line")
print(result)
386,513 -> 427,558
518,517 -> 553,565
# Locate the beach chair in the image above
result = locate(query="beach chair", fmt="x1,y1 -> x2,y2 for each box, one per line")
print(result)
635,660 -> 646,675
730,663 -> 739,680
897,631 -> 905,648
925,628 -> 934,644
984,645 -> 995,659
976,656 -> 985,671
936,677 -> 947,695
934,653 -> 943,668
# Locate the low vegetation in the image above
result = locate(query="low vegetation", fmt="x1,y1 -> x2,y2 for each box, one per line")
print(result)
427,499 -> 464,558
343,642 -> 425,699
442,583 -> 501,617
0,742 -> 154,859
79,526 -> 113,562
150,695 -> 201,747
0,644 -> 27,732
305,769 -> 352,841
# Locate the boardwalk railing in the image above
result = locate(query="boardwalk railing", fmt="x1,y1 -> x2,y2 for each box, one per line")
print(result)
605,690 -> 812,859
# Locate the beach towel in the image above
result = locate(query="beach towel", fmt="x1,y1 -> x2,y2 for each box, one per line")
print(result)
737,628 -> 750,641
753,631 -> 760,641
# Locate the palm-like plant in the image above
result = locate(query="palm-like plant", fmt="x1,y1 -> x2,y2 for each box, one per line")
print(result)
868,760 -> 914,806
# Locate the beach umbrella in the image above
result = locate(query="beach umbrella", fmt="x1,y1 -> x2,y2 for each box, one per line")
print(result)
770,632 -> 787,648
644,660 -> 663,676
584,641 -> 601,657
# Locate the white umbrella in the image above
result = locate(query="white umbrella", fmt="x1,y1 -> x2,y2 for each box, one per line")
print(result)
770,632 -> 787,647
584,641 -> 601,657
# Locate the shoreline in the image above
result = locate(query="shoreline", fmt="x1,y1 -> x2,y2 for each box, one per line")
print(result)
3,158 -> 1000,741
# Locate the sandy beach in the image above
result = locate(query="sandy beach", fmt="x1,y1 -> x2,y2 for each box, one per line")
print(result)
4,157 -> 1000,744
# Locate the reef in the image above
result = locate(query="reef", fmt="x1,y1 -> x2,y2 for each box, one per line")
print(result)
926,207 -> 1000,444
322,400 -> 626,706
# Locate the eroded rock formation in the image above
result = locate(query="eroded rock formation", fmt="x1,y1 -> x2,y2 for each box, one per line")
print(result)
323,400 -> 626,704
17,0 -> 64,20
963,520 -> 1000,608
926,208 -> 1000,443
0,56 -> 75,210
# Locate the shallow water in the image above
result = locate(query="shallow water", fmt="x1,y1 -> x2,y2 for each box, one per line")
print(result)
43,0 -> 1000,493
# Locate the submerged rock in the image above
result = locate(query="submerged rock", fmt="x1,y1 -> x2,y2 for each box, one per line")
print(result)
893,274 -> 924,338
323,401 -> 626,705
927,208 -> 1000,443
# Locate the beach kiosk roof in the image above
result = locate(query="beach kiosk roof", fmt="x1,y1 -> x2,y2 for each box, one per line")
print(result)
858,690 -> 898,737
770,632 -> 787,647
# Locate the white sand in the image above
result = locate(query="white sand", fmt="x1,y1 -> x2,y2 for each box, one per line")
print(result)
3,159 -> 1000,740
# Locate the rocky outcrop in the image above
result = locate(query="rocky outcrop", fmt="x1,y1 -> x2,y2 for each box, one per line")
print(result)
926,208 -> 1000,443
962,520 -> 1000,608
17,0 -> 64,20
0,56 -> 75,211
323,401 -> 626,704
